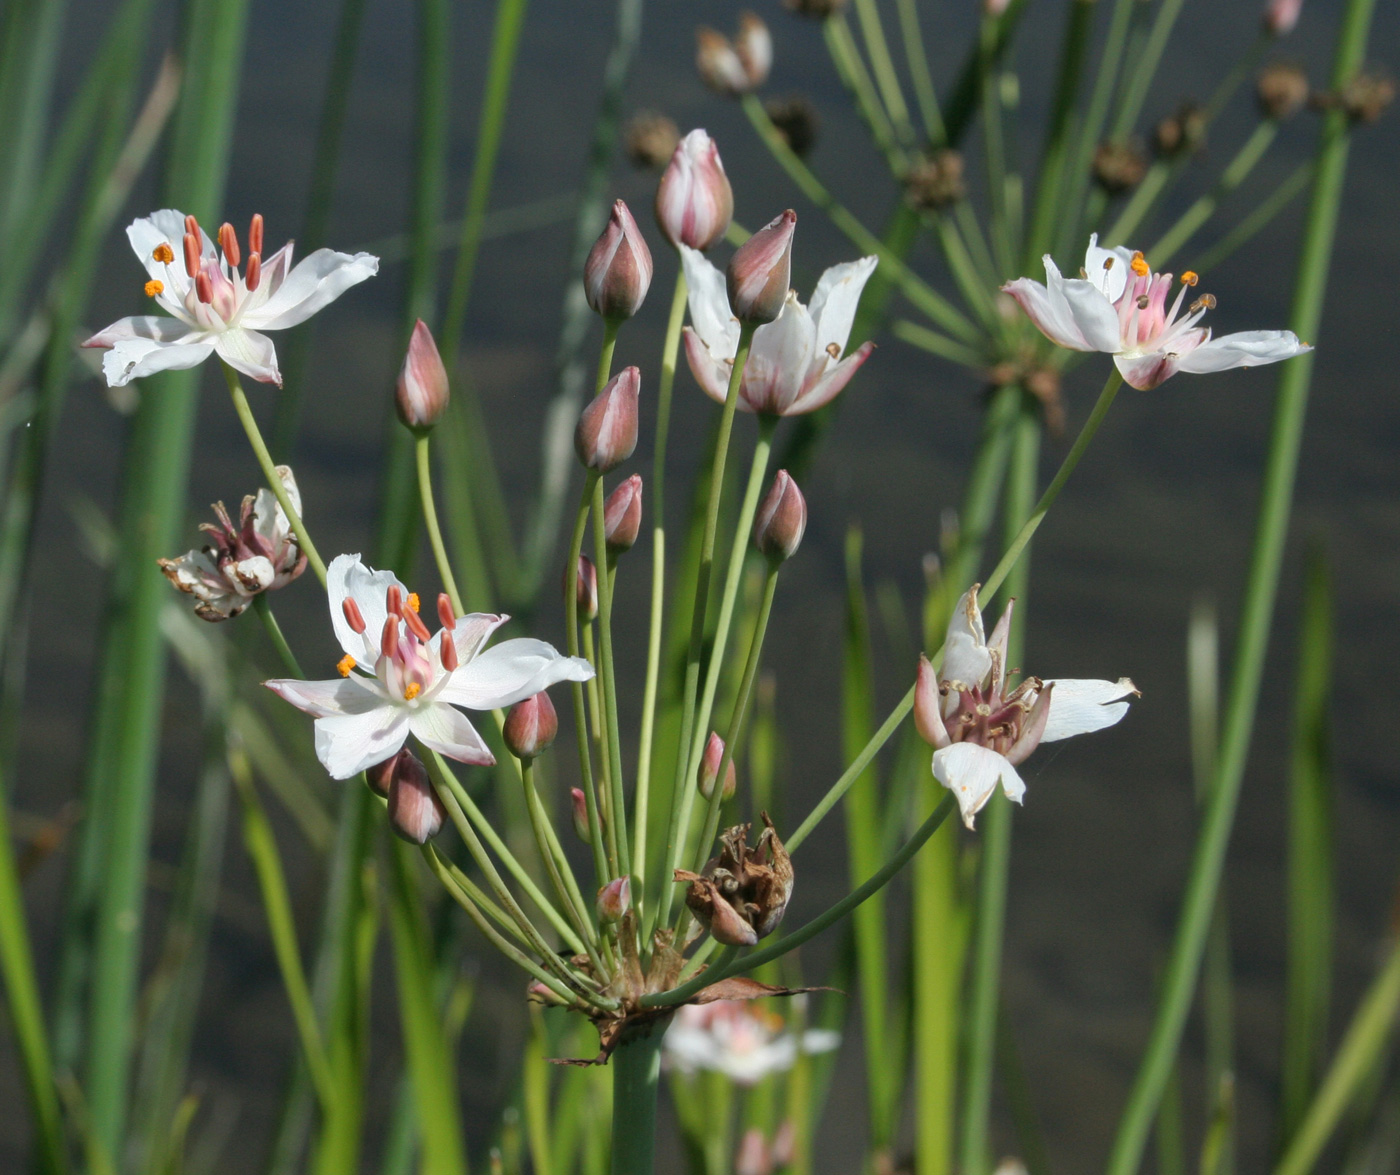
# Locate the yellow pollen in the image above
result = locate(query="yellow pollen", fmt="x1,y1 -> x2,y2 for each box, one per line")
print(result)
337,654 -> 356,677
406,592 -> 421,613
1180,270 -> 1199,286
152,243 -> 174,264
144,279 -> 164,297
1130,251 -> 1150,277
404,682 -> 422,701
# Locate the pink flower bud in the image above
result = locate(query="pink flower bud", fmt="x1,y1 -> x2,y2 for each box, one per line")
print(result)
575,366 -> 641,473
698,731 -> 738,801
604,474 -> 643,553
914,655 -> 950,748
566,554 -> 598,621
771,1122 -> 796,1169
1263,0 -> 1302,34
365,750 -> 402,798
734,14 -> 772,89
727,209 -> 795,324
736,1129 -> 773,1175
655,129 -> 734,251
503,691 -> 558,759
395,319 -> 450,431
753,470 -> 807,562
584,200 -> 654,322
570,788 -> 591,842
387,750 -> 446,845
596,876 -> 631,922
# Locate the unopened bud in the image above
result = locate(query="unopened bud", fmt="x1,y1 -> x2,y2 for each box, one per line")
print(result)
735,14 -> 772,90
584,200 -> 653,323
1256,62 -> 1310,120
596,877 -> 631,922
753,470 -> 807,562
727,210 -> 795,324
1263,0 -> 1302,35
736,1129 -> 773,1175
527,979 -> 571,1007
575,366 -> 640,473
604,475 -> 643,553
771,1122 -> 796,1169
395,319 -> 450,432
698,731 -> 738,801
387,750 -> 446,844
567,554 -> 598,621
570,788 -> 591,842
655,129 -> 734,251
503,691 -> 559,759
365,750 -> 402,798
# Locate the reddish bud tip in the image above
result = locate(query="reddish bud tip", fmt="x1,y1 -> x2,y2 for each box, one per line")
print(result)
753,469 -> 807,563
503,691 -> 559,760
183,232 -> 201,278
387,750 -> 446,845
245,251 -> 261,292
184,214 -> 199,239
218,222 -> 240,268
195,270 -> 213,304
343,596 -> 367,634
1263,0 -> 1302,34
575,366 -> 641,473
727,209 -> 795,324
365,750 -> 402,798
570,788 -> 591,842
248,213 -> 264,256
437,593 -> 455,630
698,731 -> 738,801
566,554 -> 599,621
584,200 -> 654,322
381,615 -> 399,659
655,129 -> 734,251
596,876 -> 631,923
604,474 -> 644,553
395,319 -> 450,432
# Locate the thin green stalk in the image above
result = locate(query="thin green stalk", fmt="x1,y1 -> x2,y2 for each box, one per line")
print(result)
596,319 -> 619,390
1106,0 -> 1375,1165
787,368 -> 1121,852
889,319 -> 986,368
653,322 -> 755,934
1191,162 -> 1313,274
825,16 -> 902,172
852,0 -> 913,146
521,758 -> 600,965
591,477 -> 631,884
610,1028 -> 666,1175
1108,0 -> 1188,142
255,594 -> 304,678
416,434 -> 464,614
635,269 -> 688,890
224,363 -> 327,585
978,16 -> 1015,278
895,0 -> 944,143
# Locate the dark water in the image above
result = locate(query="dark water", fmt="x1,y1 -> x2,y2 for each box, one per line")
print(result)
7,0 -> 1400,1170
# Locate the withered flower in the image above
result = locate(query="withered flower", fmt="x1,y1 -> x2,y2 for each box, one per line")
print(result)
677,813 -> 794,946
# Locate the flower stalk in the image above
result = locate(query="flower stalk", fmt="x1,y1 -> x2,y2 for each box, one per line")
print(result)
416,434 -> 464,615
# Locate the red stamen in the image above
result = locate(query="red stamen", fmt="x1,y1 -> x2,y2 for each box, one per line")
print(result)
440,633 -> 459,671
249,213 -> 264,256
386,585 -> 402,616
381,615 -> 399,659
342,597 -> 366,634
184,214 -> 199,239
403,606 -> 432,644
245,252 -> 261,291
195,271 -> 213,303
183,232 -> 200,277
437,593 -> 455,630
218,222 -> 240,268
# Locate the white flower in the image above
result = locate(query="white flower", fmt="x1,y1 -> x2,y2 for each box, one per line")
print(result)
265,554 -> 594,780
662,1001 -> 839,1086
681,246 -> 877,415
83,209 -> 378,387
915,588 -> 1137,828
159,465 -> 307,621
1002,235 -> 1310,390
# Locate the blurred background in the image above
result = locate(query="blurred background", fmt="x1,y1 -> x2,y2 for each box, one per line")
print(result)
3,0 -> 1396,1169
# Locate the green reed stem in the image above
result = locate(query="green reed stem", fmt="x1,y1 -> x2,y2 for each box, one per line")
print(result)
224,363 -> 327,586
416,434 -> 464,614
610,1027 -> 666,1175
635,268 -> 688,893
853,0 -> 913,147
521,757 -> 601,965
652,322 -> 755,934
889,319 -> 986,368
1191,162 -> 1313,274
787,367 -> 1121,852
591,476 -> 630,883
895,0 -> 944,143
255,595 -> 304,678
1105,0 -> 1374,1164
825,16 -> 902,172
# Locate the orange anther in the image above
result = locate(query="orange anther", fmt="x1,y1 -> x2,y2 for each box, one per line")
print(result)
1180,270 -> 1199,286
337,654 -> 356,677
440,634 -> 459,672
403,682 -> 422,701
218,222 -> 240,268
245,252 -> 261,292
152,243 -> 174,264
1130,251 -> 1150,277
183,232 -> 201,277
249,213 -> 264,256
406,592 -> 421,613
342,596 -> 366,634
144,279 -> 164,297
437,592 -> 455,630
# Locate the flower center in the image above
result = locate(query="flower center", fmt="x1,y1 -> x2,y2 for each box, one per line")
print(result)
404,682 -> 422,701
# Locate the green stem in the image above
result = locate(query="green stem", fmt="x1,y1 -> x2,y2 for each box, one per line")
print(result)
223,363 -> 327,586
895,0 -> 944,143
635,268 -> 688,893
596,319 -> 618,391
1190,161 -> 1312,275
254,595 -> 303,678
521,758 -> 601,966
416,433 -> 464,614
590,476 -> 630,883
852,0 -> 913,146
825,16 -> 902,172
609,1027 -> 666,1175
652,322 -> 756,933
1105,0 -> 1374,1164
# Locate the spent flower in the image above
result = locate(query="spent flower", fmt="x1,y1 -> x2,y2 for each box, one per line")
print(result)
677,814 -> 793,946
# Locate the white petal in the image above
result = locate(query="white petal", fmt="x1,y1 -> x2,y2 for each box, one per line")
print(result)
328,553 -> 408,662
240,248 -> 379,331
101,336 -> 215,386
314,706 -> 411,780
1083,233 -> 1136,302
1002,273 -> 1091,351
1114,350 -> 1182,390
435,638 -> 594,709
932,743 -> 1025,830
806,255 -> 878,360
442,613 -> 510,666
265,674 -> 387,718
407,703 -> 495,766
127,210 -> 214,303
743,293 -> 814,414
1058,277 -> 1126,352
682,327 -> 733,404
1174,330 -> 1310,375
213,327 -> 282,386
785,340 -> 873,415
941,588 -> 991,687
681,245 -> 740,358
1039,677 -> 1137,741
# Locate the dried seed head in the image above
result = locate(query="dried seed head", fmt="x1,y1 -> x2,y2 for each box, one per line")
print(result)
1256,61 -> 1310,120
1092,140 -> 1149,194
625,111 -> 681,170
903,148 -> 967,211
763,95 -> 820,158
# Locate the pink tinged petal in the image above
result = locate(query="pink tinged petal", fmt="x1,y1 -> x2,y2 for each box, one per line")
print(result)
264,674 -> 387,718
433,612 -> 511,675
1005,683 -> 1053,766
682,327 -> 732,404
314,707 -> 411,780
1002,274 -> 1090,351
932,743 -> 1025,830
213,327 -> 282,386
100,337 -> 216,386
986,598 -> 1014,694
1174,330 -> 1310,375
83,315 -> 202,348
806,255 -> 878,360
942,588 -> 992,688
1082,234 -> 1136,302
328,553 -> 408,662
407,703 -> 496,766
744,293 -> 814,414
914,655 -> 950,748
1114,350 -> 1183,390
240,248 -> 379,331
1038,677 -> 1137,742
784,341 -> 874,415
436,638 -> 594,710
680,245 -> 740,356
1058,277 -> 1127,352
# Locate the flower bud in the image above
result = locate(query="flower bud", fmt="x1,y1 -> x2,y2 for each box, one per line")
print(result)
727,209 -> 795,325
1263,0 -> 1302,35
387,750 -> 446,845
698,731 -> 738,801
567,554 -> 598,621
771,1122 -> 796,1169
395,319 -> 450,432
735,14 -> 772,89
655,129 -> 734,251
596,876 -> 631,923
736,1129 -> 773,1175
570,788 -> 591,842
575,366 -> 640,473
604,474 -> 643,553
584,200 -> 654,322
365,750 -> 402,798
753,470 -> 807,563
503,691 -> 558,760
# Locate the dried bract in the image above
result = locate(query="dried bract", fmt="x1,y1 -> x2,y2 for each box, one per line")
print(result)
677,813 -> 793,945
763,95 -> 820,158
1092,140 -> 1148,194
904,149 -> 966,211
